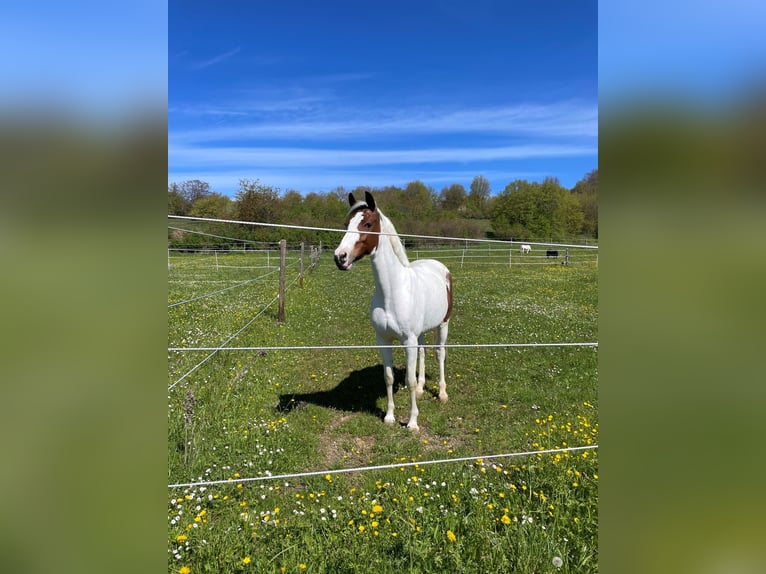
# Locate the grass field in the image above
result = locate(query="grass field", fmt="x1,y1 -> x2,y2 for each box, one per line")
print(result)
168,246 -> 598,573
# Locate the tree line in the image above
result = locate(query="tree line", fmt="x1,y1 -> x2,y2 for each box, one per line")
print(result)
168,171 -> 597,248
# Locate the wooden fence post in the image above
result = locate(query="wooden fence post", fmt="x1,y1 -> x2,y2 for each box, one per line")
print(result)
300,242 -> 305,288
278,239 -> 286,323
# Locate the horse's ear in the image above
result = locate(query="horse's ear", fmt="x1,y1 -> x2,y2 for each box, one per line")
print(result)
348,192 -> 356,207
365,191 -> 376,211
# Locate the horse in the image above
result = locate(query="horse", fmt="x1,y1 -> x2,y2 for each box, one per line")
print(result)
520,244 -> 531,254
333,191 -> 452,431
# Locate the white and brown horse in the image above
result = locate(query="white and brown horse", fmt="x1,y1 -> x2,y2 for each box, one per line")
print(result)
334,191 -> 452,431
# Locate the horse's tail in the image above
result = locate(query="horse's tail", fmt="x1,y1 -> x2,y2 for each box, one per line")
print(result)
443,272 -> 453,323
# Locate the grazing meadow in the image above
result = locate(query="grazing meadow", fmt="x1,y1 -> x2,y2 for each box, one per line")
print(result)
168,244 -> 598,573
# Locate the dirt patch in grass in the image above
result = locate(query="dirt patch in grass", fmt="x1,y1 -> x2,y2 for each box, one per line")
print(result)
316,412 -> 378,469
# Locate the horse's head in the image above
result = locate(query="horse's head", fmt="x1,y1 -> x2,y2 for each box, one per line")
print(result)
334,191 -> 381,271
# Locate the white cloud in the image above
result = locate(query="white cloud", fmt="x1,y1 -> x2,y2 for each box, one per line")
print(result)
169,142 -> 595,169
189,47 -> 241,70
169,101 -> 597,143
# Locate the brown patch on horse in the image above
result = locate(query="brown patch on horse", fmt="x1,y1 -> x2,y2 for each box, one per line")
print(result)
347,208 -> 381,262
443,272 -> 453,322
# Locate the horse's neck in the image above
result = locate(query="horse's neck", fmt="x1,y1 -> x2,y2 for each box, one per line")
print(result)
370,214 -> 410,293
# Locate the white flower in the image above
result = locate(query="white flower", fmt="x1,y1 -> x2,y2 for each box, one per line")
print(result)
552,556 -> 563,568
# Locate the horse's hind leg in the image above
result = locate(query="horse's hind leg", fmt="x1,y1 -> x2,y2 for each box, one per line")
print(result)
378,335 -> 397,425
416,334 -> 426,399
435,322 -> 449,404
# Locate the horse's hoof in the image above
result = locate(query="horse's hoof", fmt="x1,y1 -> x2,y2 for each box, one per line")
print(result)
384,415 -> 396,425
439,392 -> 448,404
407,423 -> 420,432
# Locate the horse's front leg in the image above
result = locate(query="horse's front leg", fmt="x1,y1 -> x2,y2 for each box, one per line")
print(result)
404,338 -> 420,431
377,336 -> 396,425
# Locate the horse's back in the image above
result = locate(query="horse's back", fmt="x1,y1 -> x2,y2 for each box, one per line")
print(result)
411,258 -> 452,327
411,258 -> 449,278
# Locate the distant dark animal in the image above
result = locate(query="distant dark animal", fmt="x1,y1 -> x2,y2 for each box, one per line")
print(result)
546,250 -> 559,258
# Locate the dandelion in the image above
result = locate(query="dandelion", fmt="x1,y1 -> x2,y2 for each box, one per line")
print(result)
500,515 -> 511,525
553,556 -> 564,568
372,504 -> 383,513
242,556 -> 251,565
447,530 -> 457,543
299,564 -> 307,570
179,567 -> 191,574
176,534 -> 188,542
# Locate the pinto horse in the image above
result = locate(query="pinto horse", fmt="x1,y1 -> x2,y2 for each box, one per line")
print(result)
334,191 -> 452,431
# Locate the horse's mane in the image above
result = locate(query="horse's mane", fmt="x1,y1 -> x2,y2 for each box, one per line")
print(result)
378,210 -> 410,268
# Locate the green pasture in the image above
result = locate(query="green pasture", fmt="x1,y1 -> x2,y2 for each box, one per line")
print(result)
168,246 -> 598,573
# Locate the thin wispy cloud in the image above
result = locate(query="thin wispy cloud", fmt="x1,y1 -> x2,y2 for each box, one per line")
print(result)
169,142 -> 595,169
169,101 -> 597,143
189,47 -> 241,70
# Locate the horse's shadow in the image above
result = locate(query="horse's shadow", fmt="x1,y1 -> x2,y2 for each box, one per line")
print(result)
277,365 -> 404,419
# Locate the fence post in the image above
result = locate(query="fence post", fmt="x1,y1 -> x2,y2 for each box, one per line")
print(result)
278,239 -> 286,323
300,242 -> 305,288
565,248 -> 570,266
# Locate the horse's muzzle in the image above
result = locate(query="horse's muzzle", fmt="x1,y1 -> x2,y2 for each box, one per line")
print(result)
334,252 -> 352,270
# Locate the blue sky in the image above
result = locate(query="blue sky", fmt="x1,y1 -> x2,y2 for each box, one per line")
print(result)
169,0 -> 598,197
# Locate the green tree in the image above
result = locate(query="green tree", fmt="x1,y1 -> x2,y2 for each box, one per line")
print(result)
235,178 -> 280,223
439,183 -> 467,214
168,182 -> 187,215
467,175 -> 491,218
491,177 -> 584,240
189,192 -> 234,219
572,169 -> 598,238
180,179 -> 210,204
402,180 -> 436,220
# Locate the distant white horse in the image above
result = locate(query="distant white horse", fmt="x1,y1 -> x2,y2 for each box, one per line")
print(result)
520,244 -> 531,254
334,191 -> 452,431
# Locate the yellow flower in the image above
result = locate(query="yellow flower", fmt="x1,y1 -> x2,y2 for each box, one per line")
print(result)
179,567 -> 191,574
501,515 -> 511,525
372,504 -> 383,513
176,534 -> 188,542
242,556 -> 251,564
299,565 -> 307,570
447,530 -> 457,542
